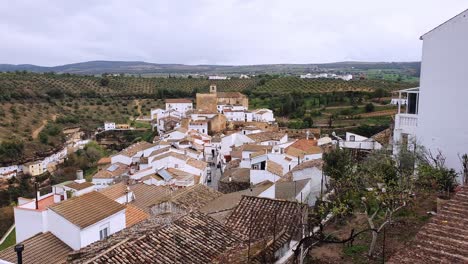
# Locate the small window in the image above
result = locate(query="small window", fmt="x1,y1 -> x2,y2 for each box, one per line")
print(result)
175,164 -> 179,168
349,135 -> 355,142
99,224 -> 110,240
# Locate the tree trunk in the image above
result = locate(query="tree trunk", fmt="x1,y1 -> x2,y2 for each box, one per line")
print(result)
368,230 -> 378,256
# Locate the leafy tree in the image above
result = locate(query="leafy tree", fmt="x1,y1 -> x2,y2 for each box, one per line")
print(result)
365,103 -> 375,112
0,141 -> 24,162
417,151 -> 458,197
373,88 -> 386,100
100,77 -> 110,87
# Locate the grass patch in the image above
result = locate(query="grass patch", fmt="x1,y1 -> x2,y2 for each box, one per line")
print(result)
343,244 -> 368,256
0,228 -> 16,251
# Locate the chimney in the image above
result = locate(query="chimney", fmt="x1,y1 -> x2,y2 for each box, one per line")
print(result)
34,182 -> 39,210
14,244 -> 24,264
76,170 -> 84,181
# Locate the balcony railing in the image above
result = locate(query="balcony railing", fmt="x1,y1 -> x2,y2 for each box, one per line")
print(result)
395,113 -> 418,134
398,114 -> 418,127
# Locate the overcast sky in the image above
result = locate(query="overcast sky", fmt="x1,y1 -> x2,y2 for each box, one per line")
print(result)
1,0 -> 466,66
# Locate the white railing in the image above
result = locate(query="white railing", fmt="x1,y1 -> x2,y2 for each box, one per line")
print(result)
395,113 -> 418,136
398,114 -> 418,127
396,113 -> 418,127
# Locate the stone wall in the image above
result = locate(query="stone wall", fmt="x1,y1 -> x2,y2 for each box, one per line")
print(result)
196,93 -> 217,112
209,114 -> 227,134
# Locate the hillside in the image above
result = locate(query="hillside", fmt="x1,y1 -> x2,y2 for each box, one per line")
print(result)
0,61 -> 421,75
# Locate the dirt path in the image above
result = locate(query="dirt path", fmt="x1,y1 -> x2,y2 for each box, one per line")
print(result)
134,99 -> 142,120
32,114 -> 57,139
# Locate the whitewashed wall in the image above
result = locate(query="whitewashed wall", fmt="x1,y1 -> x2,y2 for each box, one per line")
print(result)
417,11 -> 468,179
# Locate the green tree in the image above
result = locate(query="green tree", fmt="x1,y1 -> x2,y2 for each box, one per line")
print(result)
365,103 -> 375,112
100,77 -> 110,87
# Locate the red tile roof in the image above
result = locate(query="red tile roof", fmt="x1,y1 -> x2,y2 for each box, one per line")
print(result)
388,186 -> 468,263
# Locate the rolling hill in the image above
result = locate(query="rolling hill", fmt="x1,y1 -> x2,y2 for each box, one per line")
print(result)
0,60 -> 421,75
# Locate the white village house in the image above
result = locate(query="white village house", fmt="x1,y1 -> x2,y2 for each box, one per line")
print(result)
393,9 -> 468,182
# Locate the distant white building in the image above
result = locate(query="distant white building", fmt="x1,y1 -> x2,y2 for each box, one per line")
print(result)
252,109 -> 275,123
208,75 -> 228,80
338,132 -> 382,151
104,122 -> 116,131
188,120 -> 209,135
150,108 -> 165,120
300,73 -> 353,81
165,99 -> 193,117
223,109 -> 253,122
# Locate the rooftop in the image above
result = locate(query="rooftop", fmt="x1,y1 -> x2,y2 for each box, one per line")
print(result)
156,184 -> 223,211
0,232 -> 72,264
64,181 -> 94,191
99,182 -> 129,201
92,163 -> 128,179
117,141 -> 156,158
49,192 -> 125,229
186,158 -> 207,171
96,157 -> 111,165
247,132 -> 286,143
275,179 -> 310,201
388,186 -> 468,264
165,98 -> 193,104
285,139 -> 322,158
225,196 -> 306,250
266,160 -> 284,176
125,204 -> 149,228
129,183 -> 171,213
200,181 -> 274,223
85,212 -> 242,264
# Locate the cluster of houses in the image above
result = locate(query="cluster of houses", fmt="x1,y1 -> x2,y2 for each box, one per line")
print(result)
0,84 -> 337,263
151,84 -> 275,135
299,73 -> 353,81
0,129 -> 89,179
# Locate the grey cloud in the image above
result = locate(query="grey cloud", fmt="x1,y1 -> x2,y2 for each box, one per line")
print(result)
0,0 -> 466,66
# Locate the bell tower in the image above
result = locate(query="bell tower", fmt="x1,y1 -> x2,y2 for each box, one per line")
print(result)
210,84 -> 217,93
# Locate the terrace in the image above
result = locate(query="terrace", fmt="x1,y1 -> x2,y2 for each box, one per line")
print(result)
393,87 -> 419,154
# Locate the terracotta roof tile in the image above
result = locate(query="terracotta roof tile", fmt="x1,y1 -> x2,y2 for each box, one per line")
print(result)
186,158 -> 207,171
87,212 -> 242,264
0,232 -> 72,264
64,181 -> 94,191
129,184 -> 171,213
225,196 -> 305,240
92,163 -> 128,179
247,132 -> 286,143
49,192 -> 125,229
118,141 -> 156,157
125,204 -> 149,228
165,98 -> 193,104
99,182 -> 129,201
97,157 -> 111,165
266,160 -> 284,176
155,184 -> 223,210
389,186 -> 468,264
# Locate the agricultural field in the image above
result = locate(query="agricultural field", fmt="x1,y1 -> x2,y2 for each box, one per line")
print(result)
252,77 -> 416,95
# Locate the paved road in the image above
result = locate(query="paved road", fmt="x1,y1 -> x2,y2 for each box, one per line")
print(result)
207,163 -> 222,191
